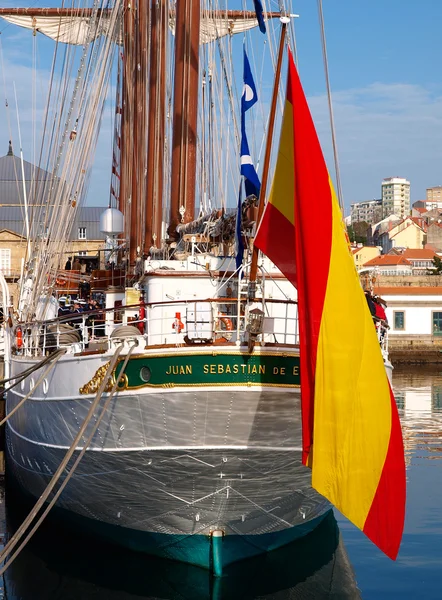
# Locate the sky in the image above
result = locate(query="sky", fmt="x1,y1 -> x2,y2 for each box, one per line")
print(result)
0,0 -> 442,216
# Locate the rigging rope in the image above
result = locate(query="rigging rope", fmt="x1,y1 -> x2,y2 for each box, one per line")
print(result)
0,343 -> 125,571
317,0 -> 344,212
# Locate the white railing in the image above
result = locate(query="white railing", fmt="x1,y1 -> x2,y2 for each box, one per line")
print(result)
14,298 -> 300,358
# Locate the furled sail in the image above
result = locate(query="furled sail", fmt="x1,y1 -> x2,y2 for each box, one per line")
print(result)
170,13 -> 269,44
0,11 -> 279,45
0,15 -> 122,45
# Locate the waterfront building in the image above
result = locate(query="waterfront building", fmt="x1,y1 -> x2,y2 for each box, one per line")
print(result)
374,286 -> 442,343
381,177 -> 411,218
401,248 -> 436,274
363,254 -> 412,275
0,143 -> 106,281
350,199 -> 383,225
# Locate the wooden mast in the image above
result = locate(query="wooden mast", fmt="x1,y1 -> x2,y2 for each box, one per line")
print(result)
168,0 -> 201,240
145,0 -> 166,252
121,1 -> 136,260
119,2 -> 129,232
127,0 -> 149,267
249,19 -> 288,289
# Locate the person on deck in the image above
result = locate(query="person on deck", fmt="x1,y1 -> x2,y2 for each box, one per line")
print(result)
365,291 -> 376,317
65,257 -> 72,270
72,257 -> 81,271
373,296 -> 388,326
57,297 -> 70,319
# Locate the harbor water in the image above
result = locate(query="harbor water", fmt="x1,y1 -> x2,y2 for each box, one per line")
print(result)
0,365 -> 441,599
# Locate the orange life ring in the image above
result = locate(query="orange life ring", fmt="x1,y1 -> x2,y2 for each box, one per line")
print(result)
16,326 -> 23,349
216,313 -> 233,341
56,276 -> 67,286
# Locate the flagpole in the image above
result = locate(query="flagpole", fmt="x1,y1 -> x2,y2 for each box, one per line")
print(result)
249,17 -> 289,295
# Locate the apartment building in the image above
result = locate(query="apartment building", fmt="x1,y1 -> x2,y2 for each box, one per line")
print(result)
381,177 -> 410,218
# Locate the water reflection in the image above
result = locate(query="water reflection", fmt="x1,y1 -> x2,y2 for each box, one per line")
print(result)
393,366 -> 442,464
1,493 -> 361,600
334,366 -> 442,600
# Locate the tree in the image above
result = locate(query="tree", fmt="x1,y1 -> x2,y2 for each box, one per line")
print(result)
347,221 -> 369,245
430,256 -> 442,274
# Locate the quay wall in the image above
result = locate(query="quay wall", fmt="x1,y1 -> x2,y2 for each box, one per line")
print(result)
389,335 -> 442,364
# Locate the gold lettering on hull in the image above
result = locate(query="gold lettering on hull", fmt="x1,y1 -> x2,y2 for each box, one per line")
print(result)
165,365 -> 193,375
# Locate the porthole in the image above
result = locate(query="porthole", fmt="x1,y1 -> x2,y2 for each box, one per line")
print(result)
20,380 -> 25,391
43,379 -> 48,394
29,378 -> 35,391
140,366 -> 151,383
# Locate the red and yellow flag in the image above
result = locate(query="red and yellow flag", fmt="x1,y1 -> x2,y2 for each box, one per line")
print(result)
254,49 -> 405,560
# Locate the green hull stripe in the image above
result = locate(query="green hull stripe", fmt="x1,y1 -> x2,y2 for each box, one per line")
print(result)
115,352 -> 301,389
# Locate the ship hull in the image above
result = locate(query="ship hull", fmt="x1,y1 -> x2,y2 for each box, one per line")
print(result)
6,349 -> 330,572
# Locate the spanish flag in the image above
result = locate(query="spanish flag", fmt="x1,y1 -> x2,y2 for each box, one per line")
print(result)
254,49 -> 405,560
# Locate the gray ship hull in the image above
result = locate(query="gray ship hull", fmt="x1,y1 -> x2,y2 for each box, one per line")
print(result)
6,350 -> 330,571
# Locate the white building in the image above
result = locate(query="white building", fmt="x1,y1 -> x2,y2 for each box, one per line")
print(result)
381,177 -> 411,218
376,286 -> 442,337
350,199 -> 383,225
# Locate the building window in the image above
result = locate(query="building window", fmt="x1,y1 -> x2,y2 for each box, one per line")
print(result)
0,248 -> 11,276
394,311 -> 405,330
395,391 -> 405,411
78,227 -> 87,240
433,312 -> 442,335
433,385 -> 442,410
78,251 -> 87,256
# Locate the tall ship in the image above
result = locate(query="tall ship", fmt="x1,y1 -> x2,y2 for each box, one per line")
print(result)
0,0 -> 395,575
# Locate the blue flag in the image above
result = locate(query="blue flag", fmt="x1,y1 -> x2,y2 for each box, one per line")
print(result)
253,0 -> 266,34
235,183 -> 245,271
241,135 -> 261,197
241,49 -> 261,198
241,50 -> 258,115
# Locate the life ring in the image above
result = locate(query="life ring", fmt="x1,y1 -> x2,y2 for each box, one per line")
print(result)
16,326 -> 23,349
56,275 -> 67,286
216,313 -> 233,341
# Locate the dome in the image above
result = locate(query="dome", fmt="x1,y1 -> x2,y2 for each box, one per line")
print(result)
100,208 -> 124,234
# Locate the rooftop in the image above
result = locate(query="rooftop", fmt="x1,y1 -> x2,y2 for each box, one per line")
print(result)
374,286 -> 442,296
402,248 -> 436,260
364,255 -> 411,267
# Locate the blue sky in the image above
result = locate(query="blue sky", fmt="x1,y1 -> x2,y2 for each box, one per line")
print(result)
0,0 -> 441,215
294,0 -> 442,212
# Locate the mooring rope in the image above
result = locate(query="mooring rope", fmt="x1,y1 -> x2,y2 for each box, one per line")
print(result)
0,343 -> 137,574
0,344 -> 124,569
0,348 -> 65,388
0,348 -> 66,427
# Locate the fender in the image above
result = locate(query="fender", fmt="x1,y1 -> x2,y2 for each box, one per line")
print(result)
16,326 -> 23,349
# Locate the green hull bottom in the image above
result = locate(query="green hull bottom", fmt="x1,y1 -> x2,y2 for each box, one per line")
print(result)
44,502 -> 331,575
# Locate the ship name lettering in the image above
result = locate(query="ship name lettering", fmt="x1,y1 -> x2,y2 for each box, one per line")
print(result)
165,365 -> 192,375
292,366 -> 299,375
273,366 -> 286,375
201,363 -> 267,375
